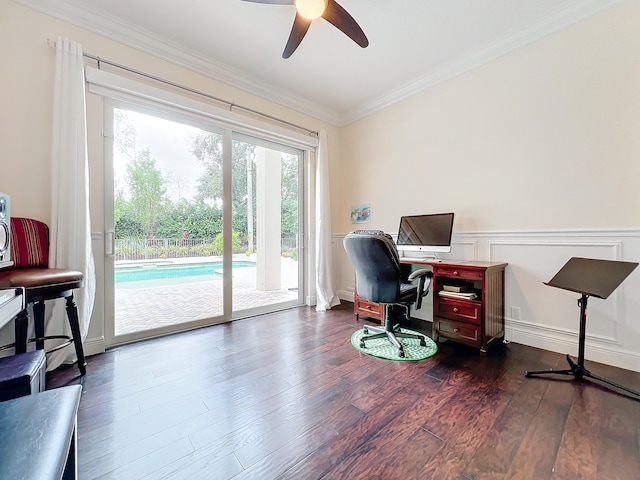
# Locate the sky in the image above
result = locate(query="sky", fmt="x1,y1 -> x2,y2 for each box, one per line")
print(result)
113,108 -> 207,202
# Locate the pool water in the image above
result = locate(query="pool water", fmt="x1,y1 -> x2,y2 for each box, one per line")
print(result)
115,261 -> 255,283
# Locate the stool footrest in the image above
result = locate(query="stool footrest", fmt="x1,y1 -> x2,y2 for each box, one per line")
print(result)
0,342 -> 16,352
29,335 -> 73,354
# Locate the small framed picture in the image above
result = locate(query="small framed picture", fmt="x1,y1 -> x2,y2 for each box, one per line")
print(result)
350,204 -> 371,224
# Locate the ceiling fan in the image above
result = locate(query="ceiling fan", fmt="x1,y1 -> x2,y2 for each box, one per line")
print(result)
241,0 -> 369,58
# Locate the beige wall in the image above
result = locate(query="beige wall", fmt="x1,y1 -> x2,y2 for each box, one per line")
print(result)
338,0 -> 640,235
0,0 -> 340,228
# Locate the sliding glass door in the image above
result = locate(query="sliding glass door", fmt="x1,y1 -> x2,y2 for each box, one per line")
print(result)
231,135 -> 303,317
103,101 -> 304,346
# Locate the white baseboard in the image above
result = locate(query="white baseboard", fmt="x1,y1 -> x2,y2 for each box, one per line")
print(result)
508,318 -> 640,373
83,335 -> 106,357
338,289 -> 354,303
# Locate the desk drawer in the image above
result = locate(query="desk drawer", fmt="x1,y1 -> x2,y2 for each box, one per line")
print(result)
436,297 -> 481,325
435,318 -> 480,347
355,297 -> 384,321
435,266 -> 483,281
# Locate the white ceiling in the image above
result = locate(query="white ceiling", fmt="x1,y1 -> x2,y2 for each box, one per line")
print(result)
16,0 -> 625,125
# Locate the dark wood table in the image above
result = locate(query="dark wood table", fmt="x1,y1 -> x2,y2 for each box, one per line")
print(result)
0,385 -> 82,479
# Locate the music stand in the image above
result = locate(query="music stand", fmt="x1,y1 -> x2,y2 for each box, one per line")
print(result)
524,257 -> 640,398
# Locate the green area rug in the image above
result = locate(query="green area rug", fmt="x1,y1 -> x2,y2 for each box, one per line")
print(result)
350,327 -> 438,361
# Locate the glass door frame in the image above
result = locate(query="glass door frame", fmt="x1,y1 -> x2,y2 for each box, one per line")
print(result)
102,98 -> 307,348
230,133 -> 305,320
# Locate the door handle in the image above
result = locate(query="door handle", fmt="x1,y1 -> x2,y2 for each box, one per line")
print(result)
106,231 -> 115,256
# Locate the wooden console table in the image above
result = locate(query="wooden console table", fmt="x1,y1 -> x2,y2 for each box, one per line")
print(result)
353,259 -> 507,355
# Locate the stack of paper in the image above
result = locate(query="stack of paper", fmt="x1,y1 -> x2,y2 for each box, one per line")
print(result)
438,290 -> 477,300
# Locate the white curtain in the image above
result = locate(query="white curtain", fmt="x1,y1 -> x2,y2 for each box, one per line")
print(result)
47,37 -> 96,370
315,130 -> 340,311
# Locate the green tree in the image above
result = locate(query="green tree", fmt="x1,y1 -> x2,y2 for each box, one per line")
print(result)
126,148 -> 169,236
156,200 -> 222,238
191,134 -> 257,242
214,230 -> 241,255
114,189 -> 143,238
280,153 -> 299,240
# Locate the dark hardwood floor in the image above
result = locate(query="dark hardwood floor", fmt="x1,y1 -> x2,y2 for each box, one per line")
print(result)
48,302 -> 640,479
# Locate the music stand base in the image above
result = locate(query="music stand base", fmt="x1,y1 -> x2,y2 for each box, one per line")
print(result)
525,354 -> 640,399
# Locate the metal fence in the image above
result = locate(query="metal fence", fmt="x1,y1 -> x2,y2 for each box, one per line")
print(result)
115,238 -> 217,262
115,237 -> 298,262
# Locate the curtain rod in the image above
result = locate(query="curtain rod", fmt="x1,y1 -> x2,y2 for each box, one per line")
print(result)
84,53 -> 319,137
48,40 -> 318,136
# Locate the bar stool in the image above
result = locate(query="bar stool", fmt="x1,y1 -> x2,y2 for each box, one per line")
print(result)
0,217 -> 86,375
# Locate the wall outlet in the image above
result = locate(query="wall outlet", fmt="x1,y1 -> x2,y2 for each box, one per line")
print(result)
510,306 -> 521,321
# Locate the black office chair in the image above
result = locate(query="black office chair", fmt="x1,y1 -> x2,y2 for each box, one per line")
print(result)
343,230 -> 433,358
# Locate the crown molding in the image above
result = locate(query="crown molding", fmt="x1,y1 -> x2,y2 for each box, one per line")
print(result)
341,0 -> 628,125
11,0 -> 343,126
12,0 -> 628,127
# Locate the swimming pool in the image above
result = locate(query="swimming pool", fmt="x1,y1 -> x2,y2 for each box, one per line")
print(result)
115,261 -> 255,283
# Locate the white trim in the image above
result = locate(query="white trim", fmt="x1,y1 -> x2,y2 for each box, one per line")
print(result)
82,335 -> 105,357
509,318 -> 640,372
85,67 -> 319,150
14,0 -> 627,126
344,0 -> 628,124
339,228 -> 640,239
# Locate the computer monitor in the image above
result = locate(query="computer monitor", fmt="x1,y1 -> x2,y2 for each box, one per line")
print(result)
396,213 -> 455,258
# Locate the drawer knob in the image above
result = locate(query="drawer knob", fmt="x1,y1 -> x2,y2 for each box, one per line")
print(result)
453,327 -> 460,333
453,307 -> 459,313
453,271 -> 459,276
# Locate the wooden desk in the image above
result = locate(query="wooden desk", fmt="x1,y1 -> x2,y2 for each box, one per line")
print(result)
353,259 -> 507,356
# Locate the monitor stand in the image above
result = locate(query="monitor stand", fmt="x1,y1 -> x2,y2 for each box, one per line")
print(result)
403,252 -> 440,262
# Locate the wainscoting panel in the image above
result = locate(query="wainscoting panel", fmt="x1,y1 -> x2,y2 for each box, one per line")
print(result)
334,229 -> 640,373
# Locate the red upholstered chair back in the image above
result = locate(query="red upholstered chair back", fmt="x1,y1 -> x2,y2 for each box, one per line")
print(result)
10,217 -> 49,268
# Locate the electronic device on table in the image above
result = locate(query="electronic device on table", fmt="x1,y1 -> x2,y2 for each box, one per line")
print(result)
0,192 -> 11,269
396,212 -> 454,261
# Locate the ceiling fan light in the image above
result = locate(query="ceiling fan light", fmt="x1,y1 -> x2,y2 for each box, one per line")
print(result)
295,0 -> 328,20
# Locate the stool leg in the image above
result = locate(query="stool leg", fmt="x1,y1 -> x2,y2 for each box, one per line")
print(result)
34,300 -> 46,351
65,294 -> 87,376
14,309 -> 29,354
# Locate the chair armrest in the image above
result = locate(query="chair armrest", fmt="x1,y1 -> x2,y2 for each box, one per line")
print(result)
408,269 -> 433,310
408,269 -> 432,282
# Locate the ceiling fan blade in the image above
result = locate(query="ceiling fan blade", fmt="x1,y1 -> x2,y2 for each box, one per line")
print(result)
240,0 -> 293,4
322,0 -> 368,48
283,13 -> 312,59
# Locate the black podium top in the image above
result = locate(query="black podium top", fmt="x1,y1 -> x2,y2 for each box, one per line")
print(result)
545,257 -> 638,299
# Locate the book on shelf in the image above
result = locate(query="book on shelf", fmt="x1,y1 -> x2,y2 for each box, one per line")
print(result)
442,284 -> 474,293
438,290 -> 477,300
